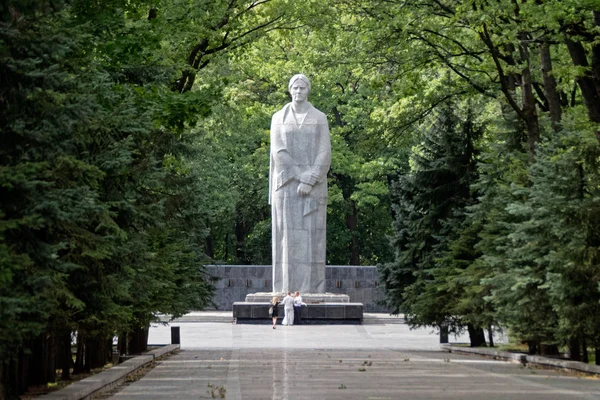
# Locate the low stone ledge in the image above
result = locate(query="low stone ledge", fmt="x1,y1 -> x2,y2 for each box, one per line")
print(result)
440,343 -> 526,364
441,344 -> 600,375
39,344 -> 180,400
362,313 -> 406,325
526,355 -> 600,375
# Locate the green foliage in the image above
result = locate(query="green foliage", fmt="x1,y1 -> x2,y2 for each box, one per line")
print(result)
196,6 -> 401,266
2,0 -> 600,383
0,0 -> 215,381
380,103 -> 481,331
194,0 -> 600,355
485,117 -> 600,348
366,0 -> 600,352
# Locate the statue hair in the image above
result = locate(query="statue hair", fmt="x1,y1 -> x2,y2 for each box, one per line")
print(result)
288,74 -> 311,92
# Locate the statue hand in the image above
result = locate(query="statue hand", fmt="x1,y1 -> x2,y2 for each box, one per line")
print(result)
300,172 -> 320,186
297,183 -> 313,196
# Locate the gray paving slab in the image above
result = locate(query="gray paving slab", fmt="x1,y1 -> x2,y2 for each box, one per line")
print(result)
147,322 -> 456,350
39,345 -> 179,400
106,323 -> 600,399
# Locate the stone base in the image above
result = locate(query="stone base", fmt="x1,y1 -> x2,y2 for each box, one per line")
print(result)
244,292 -> 350,304
233,300 -> 363,325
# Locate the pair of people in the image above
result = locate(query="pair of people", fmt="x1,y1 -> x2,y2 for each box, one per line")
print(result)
271,291 -> 303,328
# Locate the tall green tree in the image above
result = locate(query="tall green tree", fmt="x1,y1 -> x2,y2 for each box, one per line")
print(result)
484,117 -> 600,357
380,103 -> 483,342
0,1 -> 220,395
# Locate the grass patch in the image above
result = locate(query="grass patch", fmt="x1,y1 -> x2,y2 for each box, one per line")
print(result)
495,343 -> 528,353
586,352 -> 596,365
450,342 -> 528,352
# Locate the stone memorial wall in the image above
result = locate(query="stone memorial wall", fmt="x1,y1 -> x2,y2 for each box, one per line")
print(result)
204,265 -> 389,312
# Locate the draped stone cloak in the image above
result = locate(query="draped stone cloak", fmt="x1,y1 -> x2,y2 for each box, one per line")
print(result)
269,102 -> 331,294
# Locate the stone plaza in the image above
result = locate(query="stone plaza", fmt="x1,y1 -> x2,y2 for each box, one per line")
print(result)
100,315 -> 600,400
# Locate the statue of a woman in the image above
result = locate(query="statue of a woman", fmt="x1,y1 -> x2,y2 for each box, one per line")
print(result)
269,74 -> 331,294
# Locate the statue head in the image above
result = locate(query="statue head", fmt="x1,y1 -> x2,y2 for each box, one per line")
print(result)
288,74 -> 311,104
288,74 -> 311,93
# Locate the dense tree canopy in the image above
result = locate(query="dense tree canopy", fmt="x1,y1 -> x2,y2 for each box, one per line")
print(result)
1,0 -> 600,396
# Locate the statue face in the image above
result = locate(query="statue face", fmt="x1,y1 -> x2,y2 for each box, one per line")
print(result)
290,81 -> 309,103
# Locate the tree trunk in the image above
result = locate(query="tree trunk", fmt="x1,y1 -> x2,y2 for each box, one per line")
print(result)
518,39 -> 540,156
540,344 -> 559,356
582,337 -> 589,364
0,360 -> 19,400
481,34 -> 520,145
593,11 -> 600,85
175,38 -> 208,93
205,233 -> 215,259
128,325 -> 149,354
0,363 -> 5,400
487,326 -> 494,347
569,337 -> 581,361
175,70 -> 197,94
0,363 -> 4,400
540,41 -> 562,130
107,338 -> 115,365
47,334 -> 57,384
59,331 -> 72,381
595,347 -> 600,366
565,38 -> 600,144
83,337 -> 92,373
87,337 -> 107,370
16,348 -> 28,395
527,340 -> 539,355
346,201 -> 360,265
73,333 -> 85,375
181,71 -> 196,93
29,336 -> 49,386
467,324 -> 486,347
117,333 -> 127,356
481,26 -> 541,153
235,211 -> 248,263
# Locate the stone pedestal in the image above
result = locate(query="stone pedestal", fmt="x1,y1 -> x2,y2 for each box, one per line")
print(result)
233,292 -> 363,324
245,292 -> 350,304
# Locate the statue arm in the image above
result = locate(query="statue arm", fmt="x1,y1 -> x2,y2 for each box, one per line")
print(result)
298,118 -> 330,196
305,116 -> 331,185
271,116 -> 300,190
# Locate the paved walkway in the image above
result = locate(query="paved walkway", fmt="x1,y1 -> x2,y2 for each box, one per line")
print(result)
105,320 -> 600,399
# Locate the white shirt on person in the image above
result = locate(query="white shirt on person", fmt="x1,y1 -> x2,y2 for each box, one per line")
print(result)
294,295 -> 303,306
282,295 -> 294,309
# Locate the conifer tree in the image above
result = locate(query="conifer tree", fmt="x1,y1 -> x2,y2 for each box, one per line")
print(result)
379,104 -> 482,342
1,2 -> 216,395
486,123 -> 600,358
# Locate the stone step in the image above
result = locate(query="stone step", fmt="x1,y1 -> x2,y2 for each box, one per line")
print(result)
362,316 -> 406,324
245,292 -> 350,303
156,312 -> 234,324
157,311 -> 406,324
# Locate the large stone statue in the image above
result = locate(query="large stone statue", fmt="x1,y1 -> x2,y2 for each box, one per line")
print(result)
269,74 -> 331,294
